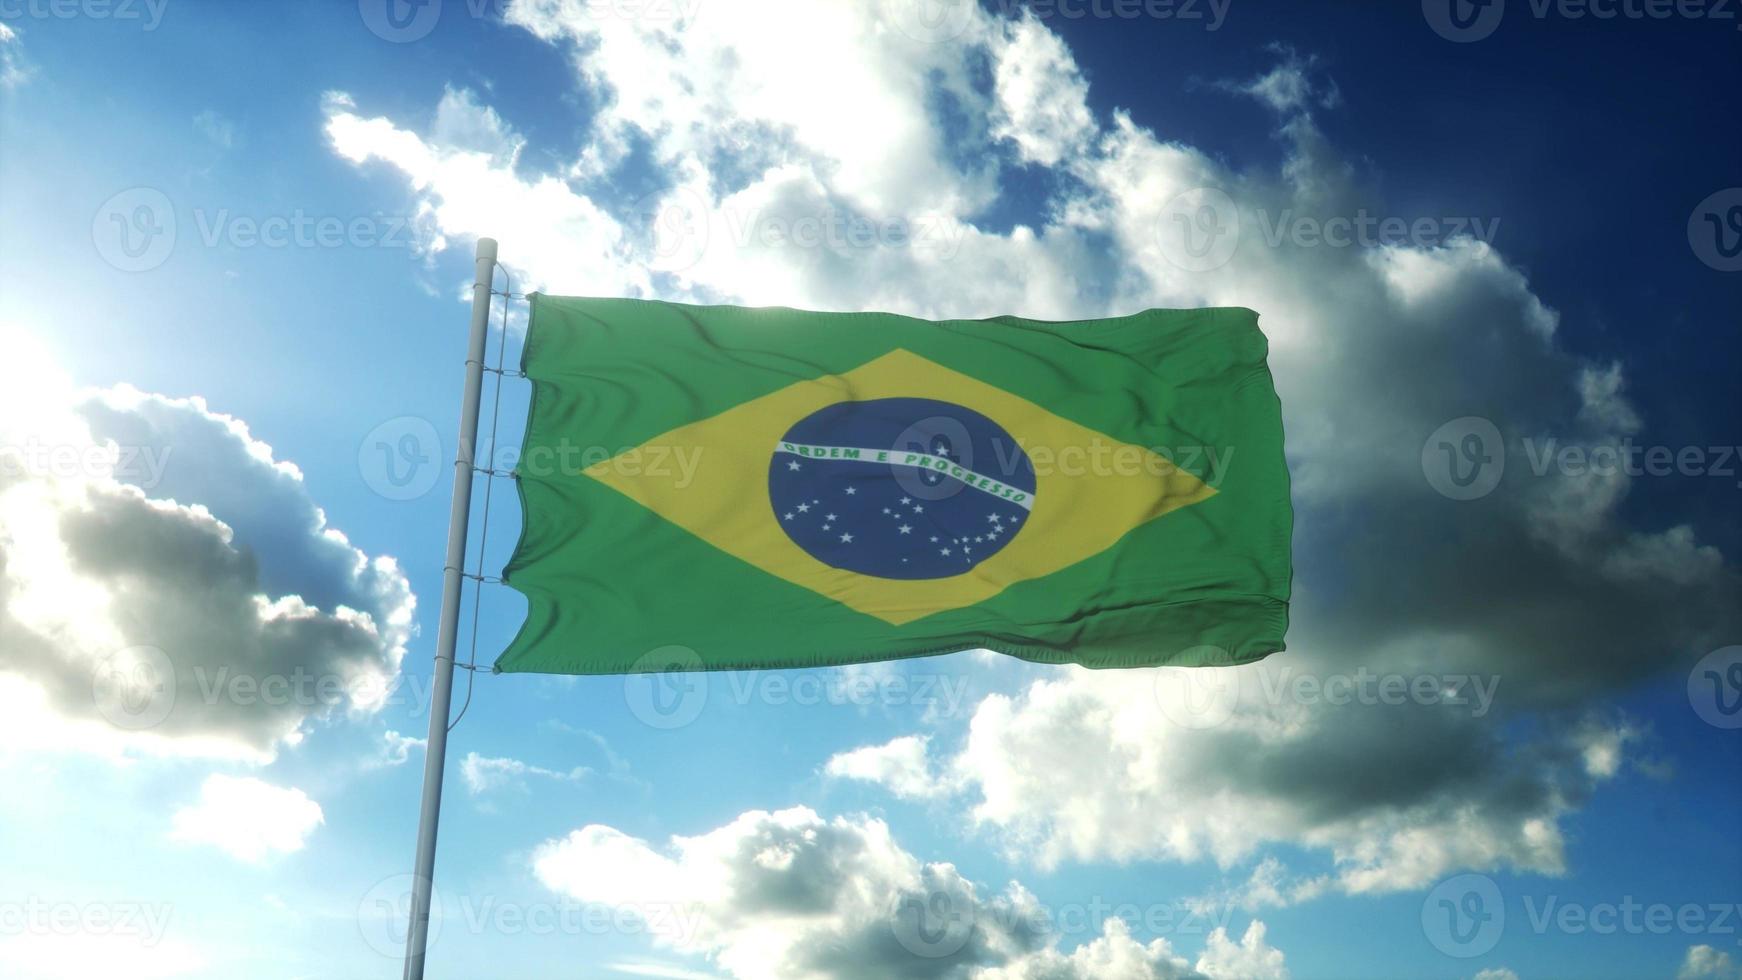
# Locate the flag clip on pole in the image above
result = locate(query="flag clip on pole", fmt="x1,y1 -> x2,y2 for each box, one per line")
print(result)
403,237 -> 498,980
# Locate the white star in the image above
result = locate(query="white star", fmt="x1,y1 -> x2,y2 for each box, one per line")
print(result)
988,513 -> 1000,523
940,548 -> 951,556
784,512 -> 794,520
882,507 -> 892,514
975,536 -> 983,543
845,487 -> 857,495
839,532 -> 854,543
797,503 -> 810,513
930,536 -> 939,542
826,513 -> 837,521
788,460 -> 800,471
913,505 -> 925,513
900,497 -> 912,505
898,525 -> 912,534
822,524 -> 832,531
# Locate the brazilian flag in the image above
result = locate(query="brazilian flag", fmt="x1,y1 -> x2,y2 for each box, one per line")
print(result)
496,296 -> 1291,674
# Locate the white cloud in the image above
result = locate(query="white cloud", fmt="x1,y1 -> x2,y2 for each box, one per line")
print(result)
1192,921 -> 1288,980
323,85 -> 644,301
504,0 -> 1001,216
1681,945 -> 1742,980
990,16 -> 1096,166
533,806 -> 1283,980
0,22 -> 29,89
460,750 -> 588,794
169,774 -> 323,863
1471,969 -> 1520,980
836,668 -> 1634,894
379,729 -> 426,767
1191,857 -> 1329,913
193,109 -> 236,148
1219,46 -> 1340,114
824,735 -> 956,800
0,329 -> 414,763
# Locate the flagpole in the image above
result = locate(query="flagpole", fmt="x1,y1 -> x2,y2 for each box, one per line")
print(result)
402,236 -> 498,980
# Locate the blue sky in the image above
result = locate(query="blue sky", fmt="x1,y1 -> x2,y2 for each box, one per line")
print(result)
0,2 -> 1739,978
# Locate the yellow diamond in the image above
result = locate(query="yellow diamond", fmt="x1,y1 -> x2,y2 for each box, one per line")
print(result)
582,349 -> 1215,625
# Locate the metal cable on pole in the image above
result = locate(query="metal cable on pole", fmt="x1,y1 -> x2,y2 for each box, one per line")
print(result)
402,237 -> 498,980
448,266 -> 518,734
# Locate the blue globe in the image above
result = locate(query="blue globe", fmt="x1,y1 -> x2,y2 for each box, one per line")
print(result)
768,397 -> 1036,580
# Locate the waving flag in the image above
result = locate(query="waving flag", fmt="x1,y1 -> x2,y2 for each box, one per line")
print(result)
496,296 -> 1291,674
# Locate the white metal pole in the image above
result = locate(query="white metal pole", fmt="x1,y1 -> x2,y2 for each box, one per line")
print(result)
402,236 -> 498,980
